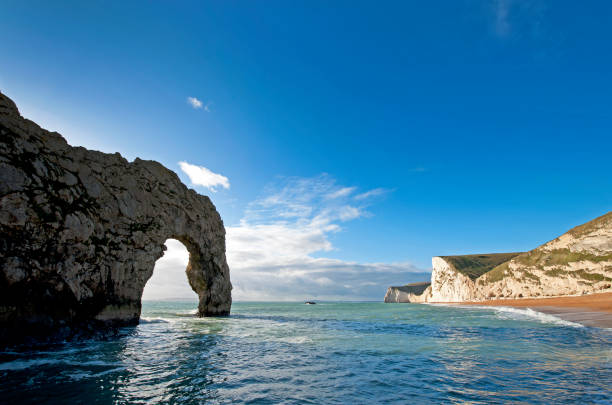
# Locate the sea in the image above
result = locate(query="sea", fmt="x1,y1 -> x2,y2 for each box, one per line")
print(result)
1,301 -> 611,404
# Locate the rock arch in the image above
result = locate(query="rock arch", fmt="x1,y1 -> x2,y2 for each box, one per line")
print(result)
0,91 -> 231,339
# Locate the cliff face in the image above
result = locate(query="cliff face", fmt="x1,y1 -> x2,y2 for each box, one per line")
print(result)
427,253 -> 522,302
428,257 -> 476,302
475,212 -> 612,300
385,212 -> 612,303
0,92 -> 232,339
384,282 -> 430,303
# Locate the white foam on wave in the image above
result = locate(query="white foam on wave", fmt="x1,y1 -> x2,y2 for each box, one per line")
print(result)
66,366 -> 126,380
278,336 -> 312,344
163,308 -> 198,316
139,317 -> 170,324
0,358 -> 119,371
473,305 -> 585,328
424,303 -> 585,328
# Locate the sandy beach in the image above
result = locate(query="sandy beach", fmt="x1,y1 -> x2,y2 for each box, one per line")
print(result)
462,292 -> 612,328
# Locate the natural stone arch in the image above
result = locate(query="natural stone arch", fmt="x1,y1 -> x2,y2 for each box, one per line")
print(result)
0,91 -> 232,339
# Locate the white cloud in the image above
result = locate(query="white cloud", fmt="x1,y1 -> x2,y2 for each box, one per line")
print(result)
326,186 -> 356,199
187,97 -> 213,112
226,175 -> 425,301
228,257 -> 429,301
187,96 -> 203,109
354,187 -> 390,200
178,161 -> 230,192
146,174 -> 427,302
490,0 -> 547,40
338,205 -> 361,221
142,239 -> 193,301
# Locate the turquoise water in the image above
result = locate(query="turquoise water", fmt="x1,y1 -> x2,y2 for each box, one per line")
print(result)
1,301 -> 611,404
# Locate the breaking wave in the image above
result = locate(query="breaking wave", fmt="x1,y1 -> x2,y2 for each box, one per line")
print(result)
485,306 -> 585,328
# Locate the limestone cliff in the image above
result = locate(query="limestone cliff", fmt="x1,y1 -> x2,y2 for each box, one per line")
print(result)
0,91 -> 232,340
475,212 -> 612,300
426,253 -> 522,302
386,212 -> 612,303
384,282 -> 430,303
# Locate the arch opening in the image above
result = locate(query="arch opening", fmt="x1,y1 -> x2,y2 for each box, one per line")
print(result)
142,239 -> 198,304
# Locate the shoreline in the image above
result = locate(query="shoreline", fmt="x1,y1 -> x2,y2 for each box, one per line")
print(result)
460,292 -> 612,328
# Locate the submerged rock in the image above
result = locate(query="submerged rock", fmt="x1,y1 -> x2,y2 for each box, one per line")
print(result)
0,91 -> 232,342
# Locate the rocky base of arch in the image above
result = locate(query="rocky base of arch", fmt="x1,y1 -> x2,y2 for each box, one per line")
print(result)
0,91 -> 232,344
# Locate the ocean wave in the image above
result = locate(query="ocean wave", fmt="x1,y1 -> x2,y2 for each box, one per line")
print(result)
2,302 -> 610,404
0,359 -> 120,371
425,303 -> 585,328
278,336 -> 312,344
139,317 -> 170,324
66,366 -> 126,380
476,306 -> 584,328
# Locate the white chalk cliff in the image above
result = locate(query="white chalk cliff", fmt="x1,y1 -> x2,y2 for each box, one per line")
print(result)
384,282 -> 430,303
386,212 -> 612,303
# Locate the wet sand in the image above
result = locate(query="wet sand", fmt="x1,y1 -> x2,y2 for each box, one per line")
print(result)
462,292 -> 612,328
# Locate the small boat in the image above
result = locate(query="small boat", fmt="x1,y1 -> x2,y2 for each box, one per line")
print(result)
304,301 -> 316,305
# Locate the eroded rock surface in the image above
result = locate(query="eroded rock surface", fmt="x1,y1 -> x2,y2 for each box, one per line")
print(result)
475,212 -> 612,300
0,91 -> 232,340
385,212 -> 612,303
384,282 -> 430,303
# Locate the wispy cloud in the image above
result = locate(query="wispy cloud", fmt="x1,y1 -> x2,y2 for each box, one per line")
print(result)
187,97 -> 213,112
326,186 -> 356,199
147,174 -> 426,301
494,0 -> 512,37
178,161 -> 230,192
187,96 -> 203,109
225,175 -> 424,300
489,0 -> 547,40
354,187 -> 391,200
228,258 -> 429,301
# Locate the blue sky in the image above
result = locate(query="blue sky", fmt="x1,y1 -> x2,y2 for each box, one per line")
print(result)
2,1 -> 611,300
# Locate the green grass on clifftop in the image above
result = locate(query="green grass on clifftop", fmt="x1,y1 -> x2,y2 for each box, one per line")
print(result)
566,211 -> 612,239
440,253 -> 523,280
514,248 -> 612,268
473,211 -> 611,285
484,249 -> 612,284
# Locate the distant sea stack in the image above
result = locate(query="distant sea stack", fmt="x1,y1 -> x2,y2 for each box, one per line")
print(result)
0,91 -> 232,341
386,212 -> 612,303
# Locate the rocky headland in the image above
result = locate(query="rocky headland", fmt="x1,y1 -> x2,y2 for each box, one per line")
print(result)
386,212 -> 612,304
0,91 -> 232,342
384,282 -> 430,303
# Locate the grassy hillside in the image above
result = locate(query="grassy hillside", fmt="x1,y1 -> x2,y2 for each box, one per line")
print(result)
388,282 -> 431,294
565,211 -> 612,238
482,211 -> 612,284
440,253 -> 523,280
